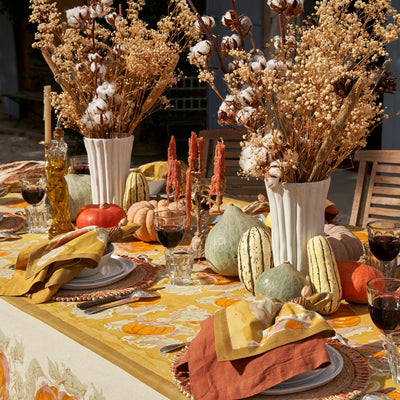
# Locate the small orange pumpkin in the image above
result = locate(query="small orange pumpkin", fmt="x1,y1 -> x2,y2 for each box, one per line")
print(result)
126,199 -> 185,242
76,203 -> 126,229
337,260 -> 385,304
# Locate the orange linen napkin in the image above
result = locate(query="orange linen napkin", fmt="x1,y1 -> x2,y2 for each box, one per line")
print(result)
175,315 -> 331,400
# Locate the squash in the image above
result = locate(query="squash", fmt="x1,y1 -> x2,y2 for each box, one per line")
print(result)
126,199 -> 185,242
238,226 -> 273,294
307,235 -> 342,315
76,203 -> 126,229
255,262 -> 308,301
123,169 -> 150,212
65,174 -> 92,221
337,260 -> 385,304
324,224 -> 364,263
204,205 -> 267,276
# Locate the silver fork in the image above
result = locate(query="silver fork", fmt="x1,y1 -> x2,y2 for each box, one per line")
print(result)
333,332 -> 373,358
84,290 -> 160,314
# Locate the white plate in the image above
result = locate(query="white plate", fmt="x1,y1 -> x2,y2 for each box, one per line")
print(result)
261,345 -> 344,395
61,256 -> 136,290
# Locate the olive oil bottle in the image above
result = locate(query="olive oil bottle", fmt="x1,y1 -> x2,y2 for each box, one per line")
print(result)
45,126 -> 74,238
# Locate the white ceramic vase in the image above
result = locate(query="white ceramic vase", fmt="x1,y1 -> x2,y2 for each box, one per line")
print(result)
84,136 -> 134,207
265,178 -> 331,278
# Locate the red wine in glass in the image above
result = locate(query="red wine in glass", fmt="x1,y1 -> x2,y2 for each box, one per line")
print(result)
367,220 -> 400,277
153,209 -> 186,249
21,188 -> 45,205
19,174 -> 47,206
369,236 -> 400,262
156,225 -> 185,248
367,277 -> 400,373
368,294 -> 400,334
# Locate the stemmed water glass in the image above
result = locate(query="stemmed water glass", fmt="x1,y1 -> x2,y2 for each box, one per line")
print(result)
367,277 -> 400,373
367,220 -> 400,278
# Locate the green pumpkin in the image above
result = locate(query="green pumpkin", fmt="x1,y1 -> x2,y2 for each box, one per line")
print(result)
65,174 -> 92,221
205,205 -> 267,276
255,262 -> 308,302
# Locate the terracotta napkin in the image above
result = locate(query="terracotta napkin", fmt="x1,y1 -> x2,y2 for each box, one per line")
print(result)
176,315 -> 332,400
215,298 -> 334,361
0,226 -> 110,303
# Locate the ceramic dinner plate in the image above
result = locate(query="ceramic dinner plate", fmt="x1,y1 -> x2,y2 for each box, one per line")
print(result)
61,256 -> 136,290
260,345 -> 344,395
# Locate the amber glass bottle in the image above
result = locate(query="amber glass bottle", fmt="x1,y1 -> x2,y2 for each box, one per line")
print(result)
45,126 -> 74,238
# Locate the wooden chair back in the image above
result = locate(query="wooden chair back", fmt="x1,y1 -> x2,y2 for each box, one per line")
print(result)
199,129 -> 267,202
349,149 -> 400,227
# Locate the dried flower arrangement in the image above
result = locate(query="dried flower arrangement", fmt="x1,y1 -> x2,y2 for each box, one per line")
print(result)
29,0 -> 200,139
188,0 -> 400,186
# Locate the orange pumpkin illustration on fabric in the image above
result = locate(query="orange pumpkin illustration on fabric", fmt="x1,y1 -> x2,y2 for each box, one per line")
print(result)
214,298 -> 240,308
122,321 -> 174,335
0,351 -> 10,400
326,304 -> 361,328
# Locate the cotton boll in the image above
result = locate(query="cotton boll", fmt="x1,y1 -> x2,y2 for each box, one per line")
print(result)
190,40 -> 213,57
194,16 -> 215,33
97,82 -> 116,100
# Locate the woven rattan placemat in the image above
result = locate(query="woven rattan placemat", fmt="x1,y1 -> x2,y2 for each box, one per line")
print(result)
170,340 -> 370,400
0,212 -> 25,233
53,257 -> 158,302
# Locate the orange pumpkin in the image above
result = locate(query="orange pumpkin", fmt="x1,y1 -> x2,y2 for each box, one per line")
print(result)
35,385 -> 57,400
337,260 -> 385,304
126,199 -> 185,242
76,203 -> 126,229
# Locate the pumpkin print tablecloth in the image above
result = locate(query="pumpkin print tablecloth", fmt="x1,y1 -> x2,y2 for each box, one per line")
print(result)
0,193 -> 399,399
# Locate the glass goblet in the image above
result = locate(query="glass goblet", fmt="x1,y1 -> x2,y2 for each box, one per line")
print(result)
19,173 -> 46,206
367,277 -> 400,373
367,220 -> 400,278
153,209 -> 186,249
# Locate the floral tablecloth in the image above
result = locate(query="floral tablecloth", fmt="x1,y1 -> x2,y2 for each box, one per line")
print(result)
0,193 -> 399,399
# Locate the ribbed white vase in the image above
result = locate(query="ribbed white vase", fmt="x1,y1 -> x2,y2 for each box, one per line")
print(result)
84,136 -> 134,207
265,177 -> 331,278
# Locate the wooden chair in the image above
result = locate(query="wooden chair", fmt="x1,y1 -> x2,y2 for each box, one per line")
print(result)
199,128 -> 267,202
349,149 -> 400,227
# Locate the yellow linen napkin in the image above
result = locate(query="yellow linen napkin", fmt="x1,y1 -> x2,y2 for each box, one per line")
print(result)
0,227 -> 109,303
214,298 -> 334,361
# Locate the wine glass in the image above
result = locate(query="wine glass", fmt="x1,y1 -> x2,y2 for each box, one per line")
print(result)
367,277 -> 400,373
19,173 -> 46,206
367,220 -> 400,278
153,209 -> 186,249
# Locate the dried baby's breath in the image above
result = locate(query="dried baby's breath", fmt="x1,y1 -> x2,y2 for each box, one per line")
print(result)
188,0 -> 400,184
30,0 -> 200,138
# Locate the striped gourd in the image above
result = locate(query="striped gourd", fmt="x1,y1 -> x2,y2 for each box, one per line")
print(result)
238,226 -> 273,295
123,170 -> 150,212
307,235 -> 342,315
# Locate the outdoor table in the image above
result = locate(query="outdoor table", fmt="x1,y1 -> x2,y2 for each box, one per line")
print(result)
0,192 -> 399,399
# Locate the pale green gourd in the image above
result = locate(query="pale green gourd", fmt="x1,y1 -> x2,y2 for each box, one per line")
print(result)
65,174 -> 92,221
205,205 -> 267,276
255,262 -> 308,301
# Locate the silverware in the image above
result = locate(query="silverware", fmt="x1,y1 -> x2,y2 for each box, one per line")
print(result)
0,213 -> 3,222
77,287 -> 165,310
332,332 -> 373,358
84,290 -> 161,315
137,254 -> 156,265
160,341 -> 191,353
0,232 -> 22,240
